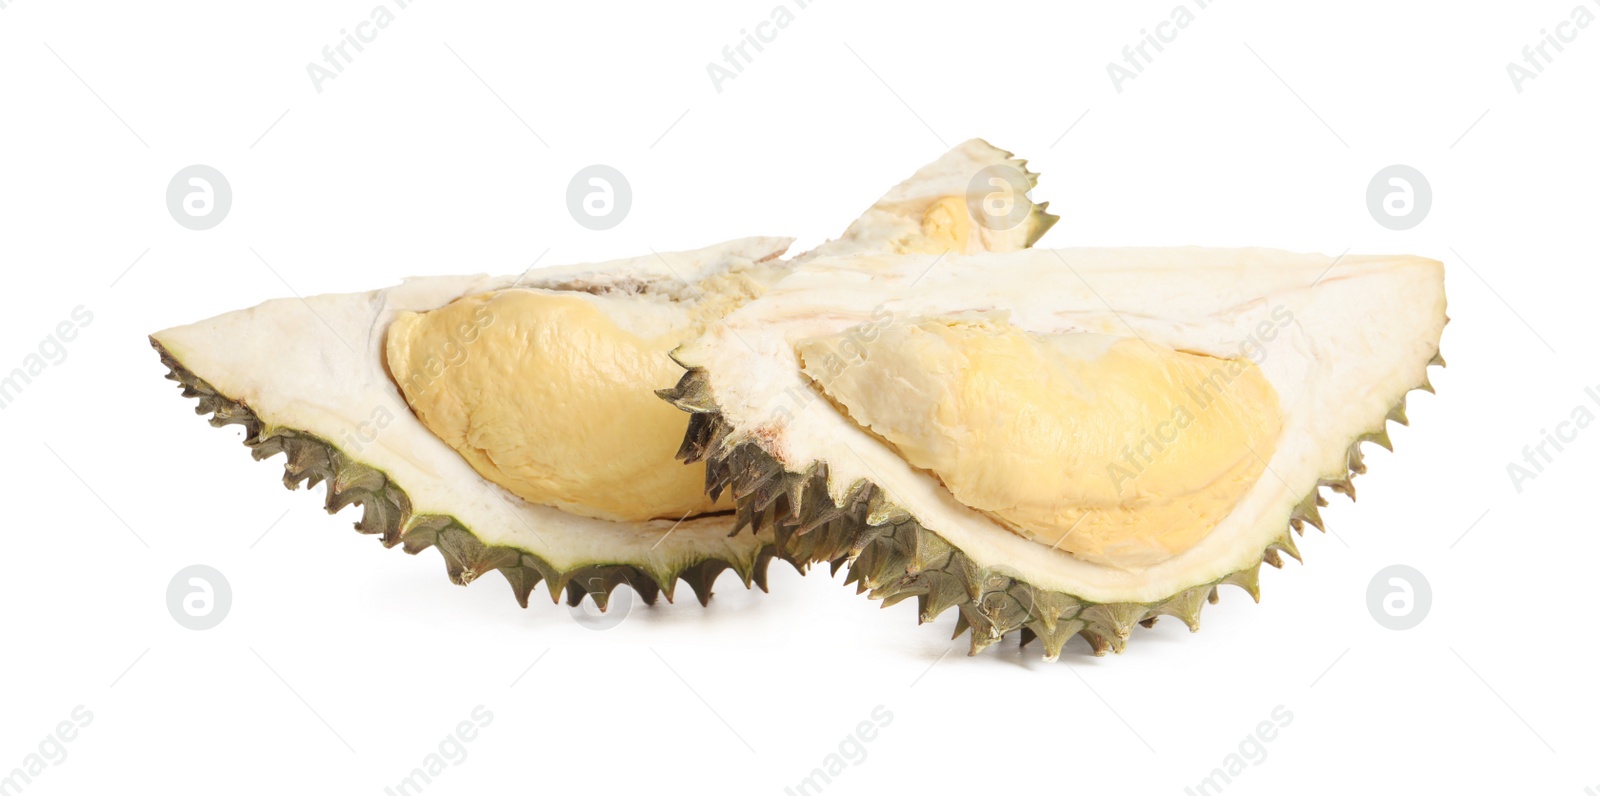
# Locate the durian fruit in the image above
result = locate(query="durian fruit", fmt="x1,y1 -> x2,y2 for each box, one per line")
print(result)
151,140 -> 1056,611
662,247 -> 1446,657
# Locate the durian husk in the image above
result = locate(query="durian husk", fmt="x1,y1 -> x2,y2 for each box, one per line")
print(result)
156,341 -> 781,610
660,352 -> 1443,660
147,139 -> 1056,616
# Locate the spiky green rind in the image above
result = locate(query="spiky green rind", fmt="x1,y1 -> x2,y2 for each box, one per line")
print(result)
154,339 -> 777,611
1023,205 -> 1059,249
966,147 -> 1056,251
1006,154 -> 1059,249
661,354 -> 1444,659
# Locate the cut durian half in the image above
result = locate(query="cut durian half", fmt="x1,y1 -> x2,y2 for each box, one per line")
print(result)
155,238 -> 791,609
152,139 -> 1056,612
663,247 -> 1446,656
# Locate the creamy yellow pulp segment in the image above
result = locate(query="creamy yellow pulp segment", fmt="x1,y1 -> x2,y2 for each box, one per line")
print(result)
386,290 -> 728,523
798,317 -> 1282,568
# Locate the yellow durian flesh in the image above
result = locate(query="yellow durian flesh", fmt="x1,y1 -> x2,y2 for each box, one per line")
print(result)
385,289 -> 726,523
795,316 -> 1283,569
910,196 -> 972,253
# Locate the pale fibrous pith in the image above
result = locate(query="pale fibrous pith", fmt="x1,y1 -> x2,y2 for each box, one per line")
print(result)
150,140 -> 1055,612
663,247 -> 1446,658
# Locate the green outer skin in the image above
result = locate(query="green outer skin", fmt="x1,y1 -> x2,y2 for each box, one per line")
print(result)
1025,216 -> 1057,248
1020,178 -> 1059,248
994,158 -> 1056,250
154,339 -> 783,610
660,352 -> 1443,659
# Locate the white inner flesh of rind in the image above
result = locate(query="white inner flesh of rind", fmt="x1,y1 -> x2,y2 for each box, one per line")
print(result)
681,247 -> 1447,604
153,237 -> 791,576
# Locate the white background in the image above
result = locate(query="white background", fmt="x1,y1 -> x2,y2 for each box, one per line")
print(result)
1,1 -> 1596,794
